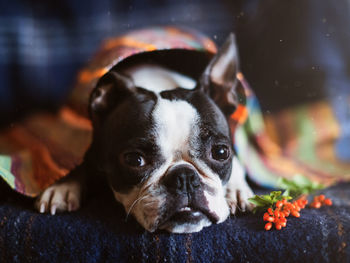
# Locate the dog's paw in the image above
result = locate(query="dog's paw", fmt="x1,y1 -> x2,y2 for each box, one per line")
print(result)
35,180 -> 82,215
225,156 -> 255,214
226,182 -> 254,214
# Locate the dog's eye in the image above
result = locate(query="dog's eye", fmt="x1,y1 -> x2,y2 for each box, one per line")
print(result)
211,145 -> 230,161
124,152 -> 146,167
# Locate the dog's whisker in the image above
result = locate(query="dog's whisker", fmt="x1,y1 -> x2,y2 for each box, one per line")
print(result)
125,195 -> 149,222
124,186 -> 153,222
139,183 -> 153,196
143,201 -> 158,207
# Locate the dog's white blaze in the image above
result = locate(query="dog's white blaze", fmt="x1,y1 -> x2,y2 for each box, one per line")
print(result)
153,98 -> 199,158
125,64 -> 196,93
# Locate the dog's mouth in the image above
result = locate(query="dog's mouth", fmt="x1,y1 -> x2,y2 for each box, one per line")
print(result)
157,203 -> 219,232
167,206 -> 206,222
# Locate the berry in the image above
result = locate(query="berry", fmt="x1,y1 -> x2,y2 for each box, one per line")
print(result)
292,202 -> 301,212
274,209 -> 280,217
309,195 -> 332,208
263,213 -> 270,221
275,223 -> 282,230
265,223 -> 272,231
291,210 -> 300,217
296,199 -> 307,209
283,211 -> 290,217
279,217 -> 287,223
311,201 -> 321,209
267,216 -> 275,222
318,195 -> 325,202
262,192 -> 332,231
276,201 -> 283,208
324,198 -> 332,206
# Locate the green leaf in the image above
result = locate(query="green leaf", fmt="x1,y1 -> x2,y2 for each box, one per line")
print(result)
292,174 -> 313,187
248,195 -> 273,207
249,174 -> 324,215
260,195 -> 272,202
270,191 -> 281,198
270,191 -> 282,202
248,198 -> 266,206
277,174 -> 325,198
282,190 -> 292,199
311,181 -> 324,191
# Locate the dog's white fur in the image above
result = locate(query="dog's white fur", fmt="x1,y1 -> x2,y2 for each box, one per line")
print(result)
126,64 -> 196,92
36,64 -> 254,233
153,98 -> 199,159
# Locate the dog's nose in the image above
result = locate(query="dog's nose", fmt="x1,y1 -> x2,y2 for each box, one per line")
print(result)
162,165 -> 201,194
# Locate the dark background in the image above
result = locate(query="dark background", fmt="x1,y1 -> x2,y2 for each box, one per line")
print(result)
0,0 -> 349,124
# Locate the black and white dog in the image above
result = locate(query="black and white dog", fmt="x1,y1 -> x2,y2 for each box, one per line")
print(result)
35,34 -> 254,233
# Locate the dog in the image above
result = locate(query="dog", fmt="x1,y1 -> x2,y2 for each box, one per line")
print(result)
35,33 -> 254,233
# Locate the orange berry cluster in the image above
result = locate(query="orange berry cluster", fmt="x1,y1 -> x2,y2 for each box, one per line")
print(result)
263,198 -> 308,231
310,194 -> 332,208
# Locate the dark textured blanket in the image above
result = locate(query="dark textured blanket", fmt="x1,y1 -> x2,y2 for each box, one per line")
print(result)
0,180 -> 349,263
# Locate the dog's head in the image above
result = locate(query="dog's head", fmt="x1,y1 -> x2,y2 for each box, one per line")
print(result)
88,34 -> 244,233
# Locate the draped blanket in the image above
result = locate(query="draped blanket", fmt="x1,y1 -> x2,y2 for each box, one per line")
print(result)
0,26 -> 349,197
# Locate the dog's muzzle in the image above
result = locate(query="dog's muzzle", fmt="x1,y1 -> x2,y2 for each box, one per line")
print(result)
158,164 -> 220,230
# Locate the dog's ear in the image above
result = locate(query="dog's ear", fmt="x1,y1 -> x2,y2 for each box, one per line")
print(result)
200,33 -> 241,116
89,71 -> 135,124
